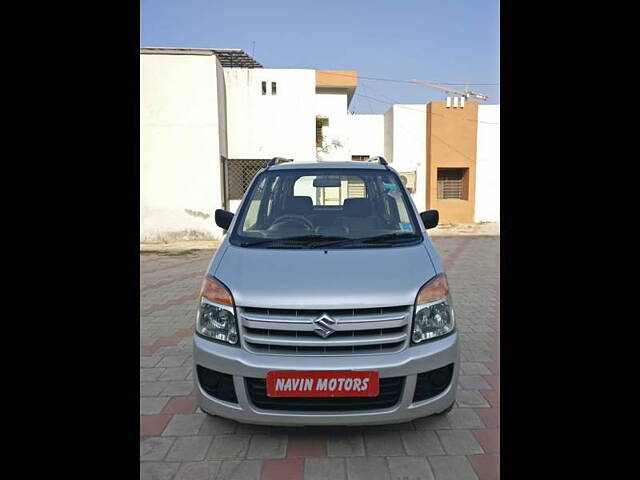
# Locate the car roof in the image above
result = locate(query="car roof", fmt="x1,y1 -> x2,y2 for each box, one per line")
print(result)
269,161 -> 387,171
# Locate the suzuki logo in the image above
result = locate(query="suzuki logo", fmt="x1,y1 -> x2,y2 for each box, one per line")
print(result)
313,313 -> 337,338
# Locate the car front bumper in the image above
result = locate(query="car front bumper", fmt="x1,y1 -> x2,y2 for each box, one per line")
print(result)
193,331 -> 459,426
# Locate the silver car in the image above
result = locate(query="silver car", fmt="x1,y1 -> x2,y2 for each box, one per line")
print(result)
193,157 -> 458,426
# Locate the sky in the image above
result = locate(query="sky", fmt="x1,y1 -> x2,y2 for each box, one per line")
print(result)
140,0 -> 500,114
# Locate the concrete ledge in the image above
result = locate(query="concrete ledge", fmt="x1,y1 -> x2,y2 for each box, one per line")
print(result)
428,222 -> 500,236
140,240 -> 220,254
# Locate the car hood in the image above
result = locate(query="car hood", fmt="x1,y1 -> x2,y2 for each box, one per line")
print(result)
212,244 -> 436,310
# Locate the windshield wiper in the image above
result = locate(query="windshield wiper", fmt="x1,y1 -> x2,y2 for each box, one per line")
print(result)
309,232 -> 421,248
240,235 -> 348,248
355,232 -> 422,244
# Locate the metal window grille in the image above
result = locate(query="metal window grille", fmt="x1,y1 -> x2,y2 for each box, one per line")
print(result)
226,159 -> 271,200
437,168 -> 465,199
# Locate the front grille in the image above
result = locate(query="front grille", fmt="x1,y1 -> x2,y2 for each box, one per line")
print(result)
238,306 -> 411,355
246,376 -> 405,411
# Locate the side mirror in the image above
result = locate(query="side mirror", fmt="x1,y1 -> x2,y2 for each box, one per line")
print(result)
420,210 -> 439,229
215,209 -> 234,231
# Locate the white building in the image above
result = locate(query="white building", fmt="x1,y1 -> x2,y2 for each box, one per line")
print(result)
140,47 -> 499,241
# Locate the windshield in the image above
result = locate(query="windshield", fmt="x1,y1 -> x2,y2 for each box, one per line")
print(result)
229,168 -> 423,248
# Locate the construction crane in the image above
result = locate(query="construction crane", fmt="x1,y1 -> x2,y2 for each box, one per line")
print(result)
411,78 -> 489,101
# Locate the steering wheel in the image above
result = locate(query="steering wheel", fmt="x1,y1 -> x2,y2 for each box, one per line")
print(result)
269,215 -> 314,231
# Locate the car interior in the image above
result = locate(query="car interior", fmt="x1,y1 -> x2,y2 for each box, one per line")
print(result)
242,172 -> 413,238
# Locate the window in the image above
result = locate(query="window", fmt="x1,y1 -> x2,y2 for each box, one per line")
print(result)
261,81 -> 266,95
316,117 -> 329,148
351,155 -> 370,161
437,168 -> 468,200
271,82 -> 277,95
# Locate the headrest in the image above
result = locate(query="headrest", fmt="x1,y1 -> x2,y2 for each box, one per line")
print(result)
343,198 -> 372,217
288,196 -> 313,214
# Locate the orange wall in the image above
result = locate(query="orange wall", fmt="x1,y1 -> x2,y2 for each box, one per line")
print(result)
426,101 -> 478,223
315,70 -> 357,88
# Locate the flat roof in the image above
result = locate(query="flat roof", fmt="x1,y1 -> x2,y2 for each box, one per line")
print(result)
140,47 -> 263,68
270,161 -> 386,170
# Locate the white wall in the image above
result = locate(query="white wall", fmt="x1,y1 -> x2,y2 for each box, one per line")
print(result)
345,114 -> 385,159
475,105 -> 500,222
140,53 -> 225,241
315,89 -> 350,161
385,105 -> 427,212
224,69 -> 317,161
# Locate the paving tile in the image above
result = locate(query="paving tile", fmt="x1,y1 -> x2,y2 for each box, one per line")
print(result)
141,381 -> 169,397
261,458 -> 303,480
363,431 -> 405,456
484,361 -> 500,375
235,423 -> 272,434
207,435 -> 251,459
401,430 -> 445,456
174,461 -> 221,480
198,415 -> 238,435
446,409 -> 485,429
162,381 -> 195,396
474,408 -> 499,429
455,390 -> 490,408
437,430 -> 484,455
140,414 -> 173,437
458,376 -> 492,390
467,454 -> 499,480
140,355 -> 163,368
286,435 -> 326,458
158,366 -> 192,381
413,414 -> 451,431
472,429 -> 499,453
165,436 -> 213,461
346,457 -> 390,480
141,397 -> 170,414
163,396 -> 198,414
480,390 -> 499,408
427,455 -> 479,480
482,375 -> 500,392
140,436 -> 174,461
304,458 -> 347,480
387,456 -> 435,480
326,432 -> 365,457
460,362 -> 492,375
216,460 -> 262,480
156,354 -> 190,367
162,413 -> 206,436
141,368 -> 165,382
140,462 -> 181,480
247,434 -> 287,459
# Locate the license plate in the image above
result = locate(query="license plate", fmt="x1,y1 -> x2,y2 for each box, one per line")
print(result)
266,371 -> 379,397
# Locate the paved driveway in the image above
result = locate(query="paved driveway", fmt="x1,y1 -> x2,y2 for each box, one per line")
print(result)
140,236 -> 500,480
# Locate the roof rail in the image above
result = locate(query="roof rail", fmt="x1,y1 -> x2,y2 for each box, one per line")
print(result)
267,157 -> 294,167
367,156 -> 388,166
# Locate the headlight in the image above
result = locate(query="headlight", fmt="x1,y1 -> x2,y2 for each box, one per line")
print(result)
412,274 -> 455,344
196,276 -> 238,345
